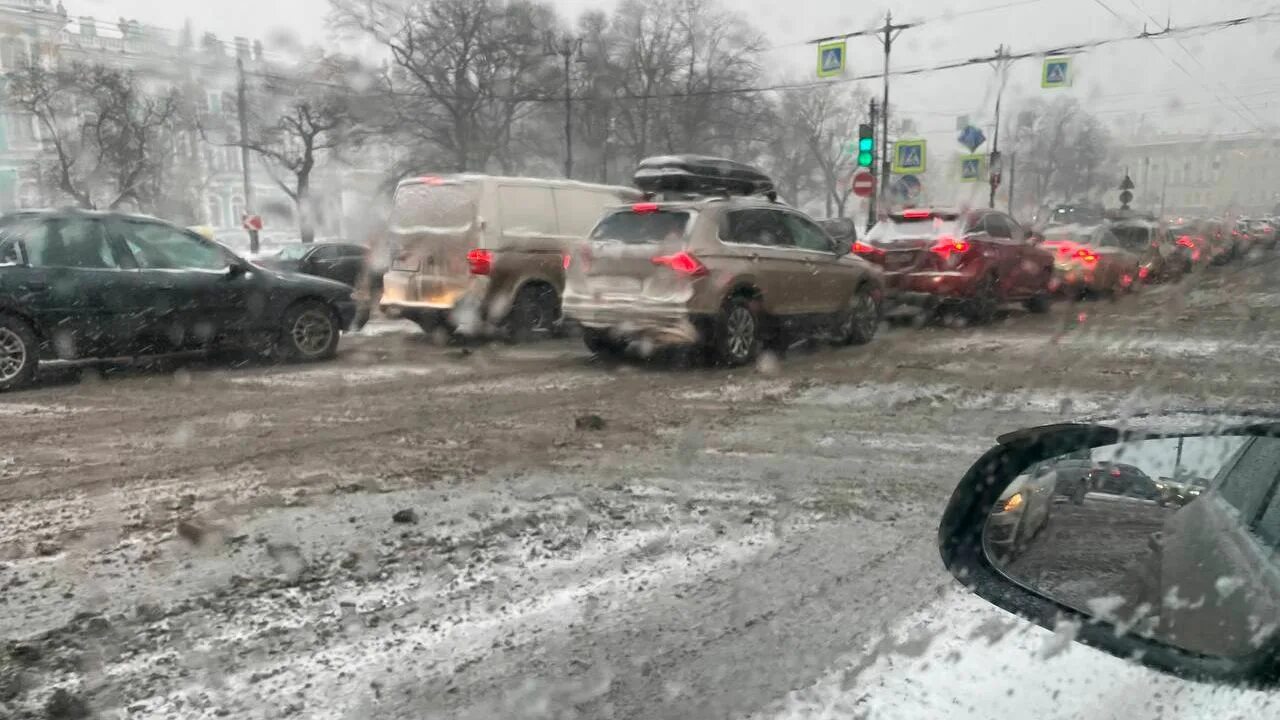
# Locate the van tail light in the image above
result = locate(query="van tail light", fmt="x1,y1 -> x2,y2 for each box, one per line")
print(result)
467,248 -> 493,275
631,202 -> 660,214
562,254 -> 572,270
651,251 -> 708,277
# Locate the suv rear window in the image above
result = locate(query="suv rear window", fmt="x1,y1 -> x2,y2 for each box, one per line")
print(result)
391,181 -> 476,230
866,215 -> 960,242
589,209 -> 691,244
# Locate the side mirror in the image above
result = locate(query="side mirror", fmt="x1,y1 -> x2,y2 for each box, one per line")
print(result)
940,420 -> 1280,686
834,239 -> 853,256
227,259 -> 252,277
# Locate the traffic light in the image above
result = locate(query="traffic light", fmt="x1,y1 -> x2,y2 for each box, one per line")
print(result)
856,123 -> 874,168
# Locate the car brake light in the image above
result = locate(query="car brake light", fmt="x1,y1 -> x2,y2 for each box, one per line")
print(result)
1176,236 -> 1195,248
1138,266 -> 1150,279
1110,468 -> 1122,477
651,251 -> 708,277
631,202 -> 660,214
562,254 -> 571,270
1075,248 -> 1098,264
901,209 -> 932,219
467,248 -> 492,275
851,241 -> 882,256
418,176 -> 446,186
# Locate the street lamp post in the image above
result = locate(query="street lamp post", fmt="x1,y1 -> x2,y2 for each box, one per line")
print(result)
546,34 -> 584,180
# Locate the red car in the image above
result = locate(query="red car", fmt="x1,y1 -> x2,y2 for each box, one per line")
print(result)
858,208 -> 1055,322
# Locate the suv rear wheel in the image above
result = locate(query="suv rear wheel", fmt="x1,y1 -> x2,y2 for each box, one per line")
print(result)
835,286 -> 880,346
713,296 -> 760,366
0,314 -> 39,391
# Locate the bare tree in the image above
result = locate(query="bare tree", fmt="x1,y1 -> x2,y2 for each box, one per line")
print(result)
240,75 -> 355,243
1014,97 -> 1114,212
7,62 -> 182,211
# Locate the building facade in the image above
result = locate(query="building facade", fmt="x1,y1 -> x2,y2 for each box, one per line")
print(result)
1113,133 -> 1280,218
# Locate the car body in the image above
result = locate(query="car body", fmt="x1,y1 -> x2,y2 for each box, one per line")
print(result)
1038,223 -> 1141,297
561,194 -> 884,365
1243,218 -> 1278,251
984,468 -> 1055,556
1170,218 -> 1233,265
1107,217 -> 1189,283
379,174 -> 641,339
857,208 -> 1054,321
0,209 -> 356,390
1086,462 -> 1160,499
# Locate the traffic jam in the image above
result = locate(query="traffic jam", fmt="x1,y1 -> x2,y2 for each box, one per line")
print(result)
0,153 -> 1270,391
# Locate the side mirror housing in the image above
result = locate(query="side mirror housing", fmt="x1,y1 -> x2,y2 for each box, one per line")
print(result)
940,419 -> 1280,687
834,239 -> 853,256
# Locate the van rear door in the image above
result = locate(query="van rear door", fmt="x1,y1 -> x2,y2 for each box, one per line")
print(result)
384,177 -> 478,308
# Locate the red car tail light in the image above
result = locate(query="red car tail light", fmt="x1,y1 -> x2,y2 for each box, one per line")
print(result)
901,209 -> 933,219
1110,468 -> 1122,477
1075,248 -> 1098,264
851,241 -> 883,257
651,251 -> 708,277
631,202 -> 660,214
467,248 -> 493,275
562,254 -> 572,270
1176,235 -> 1195,248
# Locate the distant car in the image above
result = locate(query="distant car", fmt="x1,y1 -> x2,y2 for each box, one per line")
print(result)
1171,218 -> 1233,265
257,242 -> 370,288
1245,219 -> 1278,251
1154,476 -> 1211,507
1039,223 -> 1141,298
1087,462 -> 1161,500
562,156 -> 884,366
0,209 -> 357,391
1026,449 -> 1096,504
985,467 -> 1056,557
1107,217 -> 1188,283
857,208 -> 1054,322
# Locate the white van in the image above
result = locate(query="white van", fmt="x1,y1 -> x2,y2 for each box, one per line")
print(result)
380,175 -> 641,339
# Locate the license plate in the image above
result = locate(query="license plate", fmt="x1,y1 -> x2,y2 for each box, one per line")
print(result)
392,258 -> 420,272
885,252 -> 917,271
591,277 -> 643,295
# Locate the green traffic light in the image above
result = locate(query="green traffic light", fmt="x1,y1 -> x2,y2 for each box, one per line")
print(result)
858,138 -> 874,152
857,152 -> 873,167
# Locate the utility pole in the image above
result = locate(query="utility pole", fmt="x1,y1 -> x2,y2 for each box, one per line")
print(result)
547,34 -> 583,180
875,12 -> 915,214
236,57 -> 258,254
988,44 -> 1012,209
866,98 -> 878,231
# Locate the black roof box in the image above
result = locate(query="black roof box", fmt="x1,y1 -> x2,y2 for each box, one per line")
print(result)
634,154 -> 774,197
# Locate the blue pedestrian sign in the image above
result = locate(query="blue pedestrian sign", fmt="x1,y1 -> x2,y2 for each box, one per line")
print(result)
1042,56 -> 1071,89
892,139 -> 926,174
957,125 -> 986,152
958,153 -> 986,183
817,40 -> 846,78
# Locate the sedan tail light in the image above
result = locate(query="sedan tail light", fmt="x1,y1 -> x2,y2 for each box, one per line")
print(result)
930,235 -> 971,268
651,251 -> 708,277
467,248 -> 493,275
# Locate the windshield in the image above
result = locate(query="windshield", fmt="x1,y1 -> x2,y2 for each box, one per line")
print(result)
6,2 -> 1277,719
589,209 -> 691,243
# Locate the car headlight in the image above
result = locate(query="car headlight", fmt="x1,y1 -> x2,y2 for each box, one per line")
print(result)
1001,492 -> 1024,513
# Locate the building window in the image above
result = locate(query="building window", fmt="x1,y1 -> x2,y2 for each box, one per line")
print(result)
206,91 -> 222,114
207,197 -> 223,227
0,38 -> 27,71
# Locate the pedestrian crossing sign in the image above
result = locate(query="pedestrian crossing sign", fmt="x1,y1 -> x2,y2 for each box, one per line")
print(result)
959,154 -> 986,183
892,139 -> 926,174
817,40 -> 846,78
1042,56 -> 1071,89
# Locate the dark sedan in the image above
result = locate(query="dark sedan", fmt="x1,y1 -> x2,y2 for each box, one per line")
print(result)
0,210 -> 357,391
257,242 -> 381,328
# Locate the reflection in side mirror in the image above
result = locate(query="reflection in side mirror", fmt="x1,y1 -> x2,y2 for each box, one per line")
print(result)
983,434 -> 1280,659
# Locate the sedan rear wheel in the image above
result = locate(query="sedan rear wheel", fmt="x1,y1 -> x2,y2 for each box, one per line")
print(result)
0,315 -> 38,392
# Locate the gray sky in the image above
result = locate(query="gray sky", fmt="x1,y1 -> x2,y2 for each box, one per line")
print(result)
82,0 -> 1280,146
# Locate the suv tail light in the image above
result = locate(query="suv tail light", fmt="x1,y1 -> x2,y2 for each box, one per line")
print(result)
467,248 -> 493,275
651,251 -> 708,277
1075,248 -> 1098,264
851,241 -> 883,258
631,202 -> 660,214
929,236 -> 971,268
1175,235 -> 1195,248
